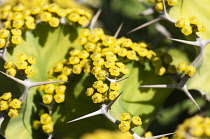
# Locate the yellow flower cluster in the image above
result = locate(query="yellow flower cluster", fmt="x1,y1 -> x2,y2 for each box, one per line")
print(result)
47,27 -> 169,103
118,113 -> 142,132
39,78 -> 66,104
86,81 -> 121,103
4,53 -> 36,77
0,3 -> 92,49
80,129 -> 133,139
154,0 -> 178,12
0,92 -> 21,118
172,115 -> 210,139
152,51 -> 176,76
33,113 -> 54,134
177,62 -> 196,77
175,16 -> 206,35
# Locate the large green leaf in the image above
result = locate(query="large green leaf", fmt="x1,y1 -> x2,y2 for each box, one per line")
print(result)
110,61 -> 172,134
169,0 -> 210,95
1,23 -> 82,139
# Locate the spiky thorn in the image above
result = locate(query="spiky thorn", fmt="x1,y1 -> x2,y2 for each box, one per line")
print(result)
128,17 -> 161,34
139,76 -> 200,110
155,23 -> 171,38
0,71 -> 67,102
128,0 -> 175,34
0,47 -> 7,61
181,84 -> 200,110
169,38 -> 210,48
139,84 -> 177,88
67,91 -> 173,139
114,22 -> 124,39
67,92 -> 122,124
89,9 -> 102,32
47,133 -> 53,139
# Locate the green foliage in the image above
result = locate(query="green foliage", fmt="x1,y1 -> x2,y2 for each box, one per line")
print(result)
1,0 -> 210,139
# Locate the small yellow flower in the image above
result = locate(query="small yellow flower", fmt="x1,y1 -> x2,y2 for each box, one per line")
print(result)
68,12 -> 80,22
48,3 -> 59,13
84,42 -> 96,52
44,84 -> 55,94
72,64 -> 83,74
177,62 -> 187,72
0,100 -> 9,111
8,109 -> 18,118
40,11 -> 52,22
120,113 -> 131,121
1,92 -> 12,100
132,116 -> 142,126
181,25 -> 192,35
42,123 -> 54,133
109,91 -> 119,100
55,85 -> 66,94
57,9 -> 67,17
118,121 -> 131,132
121,66 -> 129,75
79,28 -> 91,37
110,82 -> 121,91
42,94 -> 53,104
189,16 -> 199,25
77,36 -> 88,45
0,38 -> 6,48
25,20 -> 36,29
97,83 -> 109,93
78,50 -> 89,59
155,2 -> 163,12
40,113 -> 52,125
9,99 -> 21,109
69,56 -> 80,65
25,66 -> 35,76
197,23 -> 206,32
12,20 -> 24,28
93,80 -> 103,89
185,65 -> 196,77
32,120 -> 41,130
62,66 -> 72,76
93,28 -> 104,36
0,29 -> 10,38
11,28 -> 22,36
11,35 -> 22,44
4,60 -> 14,69
109,66 -> 120,76
144,131 -> 153,138
85,87 -> 94,96
175,18 -> 186,28
54,94 -> 65,103
53,62 -> 64,72
27,56 -> 37,65
167,0 -> 178,6
118,48 -> 128,57
57,74 -> 68,83
92,93 -> 103,103
6,68 -> 17,77
155,66 -> 166,76
49,17 -> 60,27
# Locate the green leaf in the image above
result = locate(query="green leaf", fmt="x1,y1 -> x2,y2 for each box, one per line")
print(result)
169,0 -> 210,95
1,23 -> 82,139
110,61 -> 172,135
